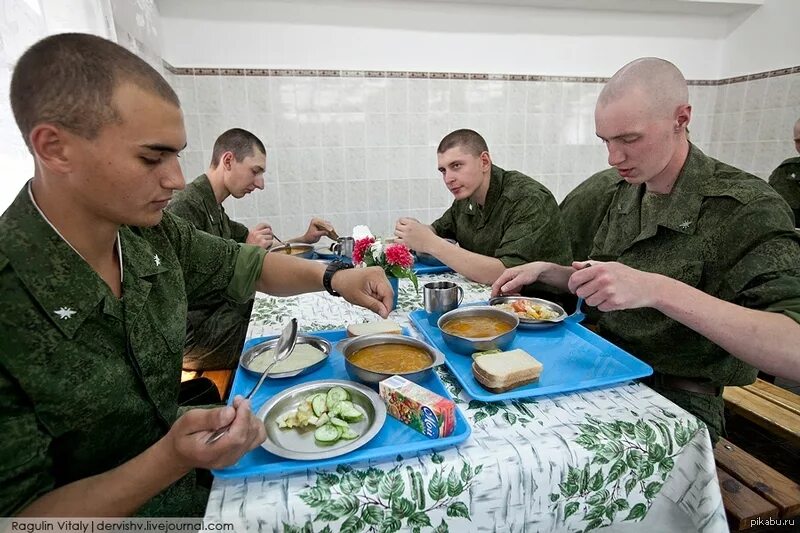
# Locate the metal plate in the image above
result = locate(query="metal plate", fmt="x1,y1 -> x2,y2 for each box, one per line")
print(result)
257,379 -> 386,460
240,335 -> 331,379
488,296 -> 567,330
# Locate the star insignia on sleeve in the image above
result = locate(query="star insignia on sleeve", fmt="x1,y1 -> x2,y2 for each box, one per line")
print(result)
154,254 -> 161,267
54,307 -> 76,320
679,220 -> 692,230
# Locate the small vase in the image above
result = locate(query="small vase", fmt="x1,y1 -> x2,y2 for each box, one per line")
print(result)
387,276 -> 399,311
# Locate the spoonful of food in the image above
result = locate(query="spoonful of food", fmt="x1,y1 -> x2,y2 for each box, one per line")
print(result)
205,318 -> 299,444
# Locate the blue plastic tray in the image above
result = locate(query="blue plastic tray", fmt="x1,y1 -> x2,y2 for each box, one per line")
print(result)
409,308 -> 652,402
310,253 -> 450,274
212,329 -> 471,479
413,264 -> 453,275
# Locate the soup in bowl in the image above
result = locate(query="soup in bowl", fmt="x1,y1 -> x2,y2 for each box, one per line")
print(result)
338,334 -> 444,385
437,306 -> 519,355
269,243 -> 315,258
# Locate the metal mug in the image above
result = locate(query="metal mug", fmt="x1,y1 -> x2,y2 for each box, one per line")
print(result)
330,237 -> 355,258
423,281 -> 464,326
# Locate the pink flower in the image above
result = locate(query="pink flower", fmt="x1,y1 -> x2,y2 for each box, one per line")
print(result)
353,237 -> 375,264
385,243 -> 414,269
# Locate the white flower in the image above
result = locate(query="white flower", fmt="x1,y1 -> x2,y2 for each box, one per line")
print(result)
352,225 -> 373,241
370,240 -> 384,263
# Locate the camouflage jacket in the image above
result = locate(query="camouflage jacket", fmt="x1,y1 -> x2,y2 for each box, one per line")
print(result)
768,156 -> 800,225
589,144 -> 800,386
560,169 -> 624,262
166,174 -> 249,243
0,185 -> 265,516
431,164 -> 572,268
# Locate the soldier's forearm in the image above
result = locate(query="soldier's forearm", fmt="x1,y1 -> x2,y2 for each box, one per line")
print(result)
255,252 -> 327,296
430,242 -> 506,285
17,437 -> 189,517
653,277 -> 800,381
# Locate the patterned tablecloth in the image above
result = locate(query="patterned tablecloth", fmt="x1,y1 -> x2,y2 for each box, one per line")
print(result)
205,274 -> 727,533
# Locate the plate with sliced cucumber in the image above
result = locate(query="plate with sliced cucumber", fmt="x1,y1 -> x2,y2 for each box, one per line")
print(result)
257,379 -> 387,460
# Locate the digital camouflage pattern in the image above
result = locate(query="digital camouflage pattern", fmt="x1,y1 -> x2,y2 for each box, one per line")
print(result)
0,185 -> 265,516
166,174 -> 249,243
167,174 -> 254,369
768,156 -> 800,225
431,164 -> 572,268
588,144 -> 800,441
560,169 -> 624,262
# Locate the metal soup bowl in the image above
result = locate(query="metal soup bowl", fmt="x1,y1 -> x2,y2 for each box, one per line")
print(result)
240,334 -> 332,379
269,243 -> 315,259
337,334 -> 445,385
437,306 -> 519,355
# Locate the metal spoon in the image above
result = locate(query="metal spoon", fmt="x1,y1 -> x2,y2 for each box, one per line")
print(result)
205,318 -> 299,444
273,235 -> 291,254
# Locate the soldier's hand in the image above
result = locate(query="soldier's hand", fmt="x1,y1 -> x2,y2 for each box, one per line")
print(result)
394,217 -> 435,253
165,396 -> 266,470
331,266 -> 393,318
301,218 -> 336,244
567,261 -> 661,311
491,262 -> 548,297
246,223 -> 273,249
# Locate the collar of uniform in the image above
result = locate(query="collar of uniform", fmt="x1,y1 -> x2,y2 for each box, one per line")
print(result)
655,143 -> 708,236
467,164 -> 505,218
0,186 -> 109,338
117,225 -> 171,327
618,144 -> 705,240
193,174 -> 222,223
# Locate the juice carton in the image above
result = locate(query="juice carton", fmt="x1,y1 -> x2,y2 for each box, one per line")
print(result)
379,375 -> 455,438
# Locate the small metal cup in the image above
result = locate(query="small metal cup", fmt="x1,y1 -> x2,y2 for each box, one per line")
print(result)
331,236 -> 355,258
423,281 -> 464,326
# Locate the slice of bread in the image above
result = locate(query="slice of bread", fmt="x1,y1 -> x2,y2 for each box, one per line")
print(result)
346,320 -> 402,337
472,349 -> 543,393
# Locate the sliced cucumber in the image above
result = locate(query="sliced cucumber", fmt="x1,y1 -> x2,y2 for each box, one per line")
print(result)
315,413 -> 330,427
314,423 -> 341,443
326,387 -> 350,409
330,417 -> 348,428
340,428 -> 359,440
340,404 -> 363,422
327,401 -> 342,418
311,394 -> 327,416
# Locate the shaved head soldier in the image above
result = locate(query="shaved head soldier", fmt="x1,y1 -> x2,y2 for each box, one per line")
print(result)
493,57 -> 800,443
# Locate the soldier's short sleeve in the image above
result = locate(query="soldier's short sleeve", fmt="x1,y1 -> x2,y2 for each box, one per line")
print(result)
721,197 -> 800,321
493,195 -> 573,268
0,364 -> 53,515
431,205 -> 457,239
161,212 -> 266,306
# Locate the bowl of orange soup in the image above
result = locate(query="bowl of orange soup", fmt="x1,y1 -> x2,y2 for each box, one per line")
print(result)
338,334 -> 444,385
437,306 -> 519,355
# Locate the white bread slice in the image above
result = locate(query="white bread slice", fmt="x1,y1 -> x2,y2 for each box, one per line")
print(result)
472,349 -> 543,393
346,320 -> 402,337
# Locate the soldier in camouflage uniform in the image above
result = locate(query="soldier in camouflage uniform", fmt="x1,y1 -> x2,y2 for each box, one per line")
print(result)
166,129 -> 336,370
560,170 -> 623,262
493,58 -> 800,443
0,33 -> 392,517
395,129 -> 572,285
767,117 -> 800,225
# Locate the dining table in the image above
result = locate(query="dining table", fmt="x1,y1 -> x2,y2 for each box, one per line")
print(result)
203,272 -> 728,533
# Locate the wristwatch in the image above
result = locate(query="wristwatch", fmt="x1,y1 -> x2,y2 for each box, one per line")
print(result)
323,260 -> 354,297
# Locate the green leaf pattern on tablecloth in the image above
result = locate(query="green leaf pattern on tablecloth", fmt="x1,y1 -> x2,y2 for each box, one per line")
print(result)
548,414 -> 704,531
285,454 -> 482,532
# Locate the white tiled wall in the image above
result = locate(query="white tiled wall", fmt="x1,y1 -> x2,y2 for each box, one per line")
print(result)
172,73 -> 800,238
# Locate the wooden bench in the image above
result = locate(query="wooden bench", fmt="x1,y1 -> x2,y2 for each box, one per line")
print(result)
715,438 -> 800,530
723,379 -> 800,448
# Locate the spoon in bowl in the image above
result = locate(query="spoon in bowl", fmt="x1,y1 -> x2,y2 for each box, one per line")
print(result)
205,318 -> 299,444
272,235 -> 291,254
